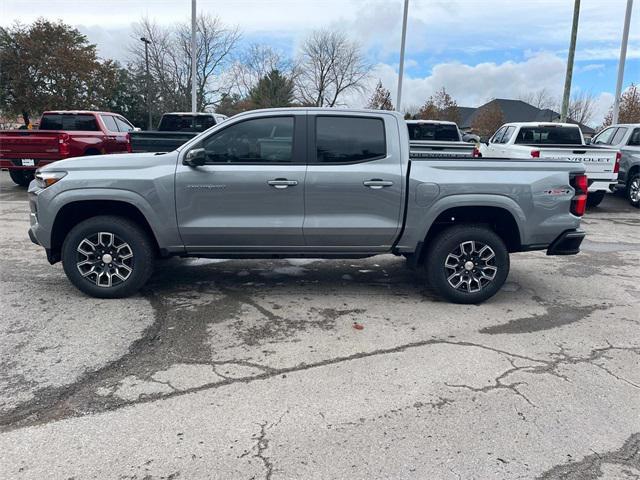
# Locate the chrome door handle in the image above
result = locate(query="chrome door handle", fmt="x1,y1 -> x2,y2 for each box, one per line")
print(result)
268,178 -> 298,189
363,179 -> 394,189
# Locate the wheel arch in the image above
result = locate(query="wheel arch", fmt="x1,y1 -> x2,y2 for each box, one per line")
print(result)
49,200 -> 161,263
413,204 -> 523,267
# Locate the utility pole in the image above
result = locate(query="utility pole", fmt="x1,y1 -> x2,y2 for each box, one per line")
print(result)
191,0 -> 197,113
140,37 -> 152,129
396,0 -> 409,111
561,0 -> 580,122
613,0 -> 633,124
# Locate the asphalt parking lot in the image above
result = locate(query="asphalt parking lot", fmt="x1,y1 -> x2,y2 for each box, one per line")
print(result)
0,170 -> 638,479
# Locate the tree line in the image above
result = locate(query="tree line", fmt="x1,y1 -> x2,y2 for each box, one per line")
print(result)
0,17 -> 374,128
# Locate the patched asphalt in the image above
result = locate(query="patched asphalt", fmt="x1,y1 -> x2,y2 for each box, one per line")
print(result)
0,171 -> 638,479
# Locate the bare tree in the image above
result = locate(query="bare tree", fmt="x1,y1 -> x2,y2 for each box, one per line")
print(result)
564,90 -> 596,126
295,29 -> 371,107
129,14 -> 239,112
366,80 -> 394,110
229,44 -> 296,98
518,88 -> 555,110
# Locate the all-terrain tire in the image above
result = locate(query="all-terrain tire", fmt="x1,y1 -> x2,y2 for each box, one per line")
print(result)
62,215 -> 155,298
425,225 -> 509,304
627,173 -> 640,208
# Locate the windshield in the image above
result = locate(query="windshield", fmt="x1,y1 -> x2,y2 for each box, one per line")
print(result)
514,126 -> 582,145
408,123 -> 460,142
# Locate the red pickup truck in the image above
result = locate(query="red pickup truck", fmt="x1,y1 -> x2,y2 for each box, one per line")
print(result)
0,111 -> 136,186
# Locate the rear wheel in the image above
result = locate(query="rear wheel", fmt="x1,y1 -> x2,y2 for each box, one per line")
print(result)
425,225 -> 509,304
62,215 -> 155,298
627,173 -> 640,208
586,191 -> 605,208
9,170 -> 34,187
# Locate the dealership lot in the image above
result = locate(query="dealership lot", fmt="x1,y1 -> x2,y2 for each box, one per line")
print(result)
0,171 -> 638,479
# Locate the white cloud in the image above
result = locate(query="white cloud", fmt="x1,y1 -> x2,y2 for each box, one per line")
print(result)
353,52 -> 616,127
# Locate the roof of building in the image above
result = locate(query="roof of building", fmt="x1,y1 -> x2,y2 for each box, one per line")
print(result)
458,98 -> 595,134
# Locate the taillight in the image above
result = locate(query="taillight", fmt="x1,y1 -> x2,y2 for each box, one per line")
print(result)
570,173 -> 588,217
614,152 -> 621,174
530,150 -> 540,158
126,133 -> 132,153
472,147 -> 482,158
58,133 -> 70,157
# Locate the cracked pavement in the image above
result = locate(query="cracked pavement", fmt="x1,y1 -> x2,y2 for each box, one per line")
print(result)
0,171 -> 639,479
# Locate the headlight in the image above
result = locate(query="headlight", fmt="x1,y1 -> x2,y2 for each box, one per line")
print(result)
35,171 -> 67,189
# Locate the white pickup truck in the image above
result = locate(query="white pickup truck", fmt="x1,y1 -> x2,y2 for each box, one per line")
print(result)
478,122 -> 620,207
407,120 -> 475,158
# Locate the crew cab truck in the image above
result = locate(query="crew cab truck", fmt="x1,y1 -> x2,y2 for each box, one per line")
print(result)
28,108 -> 587,304
591,123 -> 640,208
407,120 -> 475,158
0,111 -> 135,187
129,112 -> 228,153
477,122 -> 621,207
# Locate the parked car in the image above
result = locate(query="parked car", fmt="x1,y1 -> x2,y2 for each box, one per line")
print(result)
0,111 -> 135,186
477,122 -> 620,207
407,120 -> 475,158
591,123 -> 640,208
28,108 -> 587,304
129,112 -> 228,153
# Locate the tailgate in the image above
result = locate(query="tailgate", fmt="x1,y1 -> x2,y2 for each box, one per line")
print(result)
410,141 -> 474,158
537,147 -> 617,178
0,130 -> 61,158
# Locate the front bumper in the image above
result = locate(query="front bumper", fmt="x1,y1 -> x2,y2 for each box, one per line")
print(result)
546,229 -> 585,255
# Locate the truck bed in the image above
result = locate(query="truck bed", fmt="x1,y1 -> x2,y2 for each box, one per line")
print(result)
129,131 -> 198,153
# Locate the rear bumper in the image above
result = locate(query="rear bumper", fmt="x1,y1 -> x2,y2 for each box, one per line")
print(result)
0,159 -> 59,170
546,229 -> 585,256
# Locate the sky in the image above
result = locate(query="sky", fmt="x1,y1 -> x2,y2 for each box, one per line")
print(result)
1,0 -> 639,126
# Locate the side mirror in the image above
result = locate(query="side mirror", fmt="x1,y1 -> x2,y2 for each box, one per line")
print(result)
183,148 -> 206,167
584,137 -> 592,145
133,127 -> 141,132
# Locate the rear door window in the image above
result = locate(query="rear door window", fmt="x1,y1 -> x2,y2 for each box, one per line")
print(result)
628,128 -> 640,146
515,126 -> 581,145
315,116 -> 386,163
100,115 -> 119,132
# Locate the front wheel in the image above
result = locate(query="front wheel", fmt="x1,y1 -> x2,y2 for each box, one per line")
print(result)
586,191 -> 605,208
62,215 -> 155,298
627,173 -> 640,208
425,225 -> 509,304
9,169 -> 34,187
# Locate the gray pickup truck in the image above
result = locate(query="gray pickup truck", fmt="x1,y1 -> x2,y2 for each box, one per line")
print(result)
591,123 -> 640,208
27,108 -> 587,304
